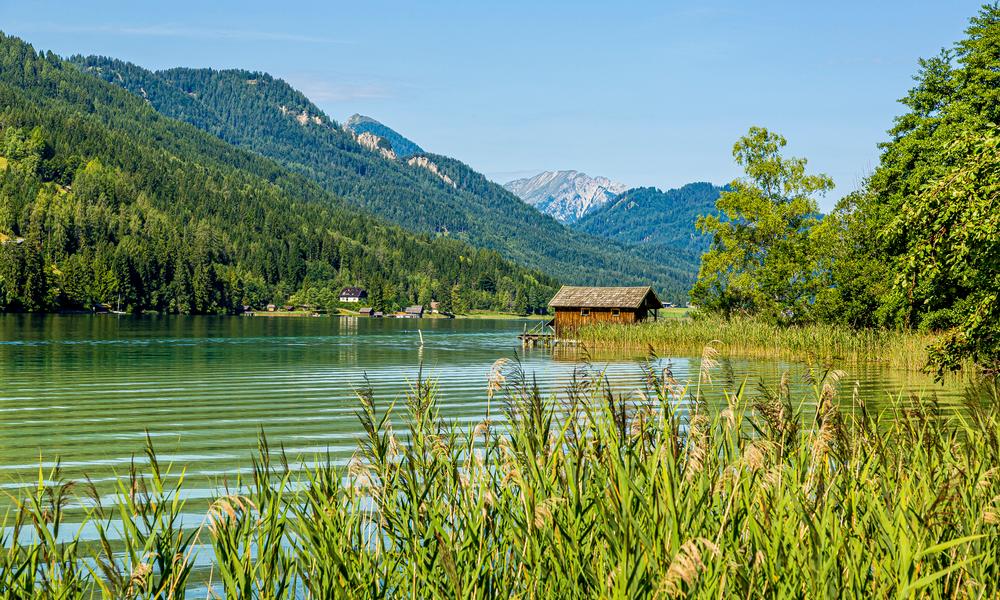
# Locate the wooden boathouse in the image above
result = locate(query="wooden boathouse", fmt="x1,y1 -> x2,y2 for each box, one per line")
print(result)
547,286 -> 663,337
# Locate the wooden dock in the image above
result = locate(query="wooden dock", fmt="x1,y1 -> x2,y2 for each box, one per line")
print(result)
518,320 -> 572,348
518,332 -> 555,348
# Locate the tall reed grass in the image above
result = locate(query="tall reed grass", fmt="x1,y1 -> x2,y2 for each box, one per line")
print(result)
575,316 -> 937,370
1,357 -> 997,598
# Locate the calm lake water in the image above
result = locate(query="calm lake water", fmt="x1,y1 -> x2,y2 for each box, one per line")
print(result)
0,314 -> 975,507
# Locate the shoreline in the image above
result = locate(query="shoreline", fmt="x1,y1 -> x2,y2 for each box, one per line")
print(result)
572,316 -> 940,371
43,310 -> 551,321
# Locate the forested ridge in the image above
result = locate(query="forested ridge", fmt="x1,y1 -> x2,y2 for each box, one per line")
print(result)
0,33 -> 558,314
72,56 -> 698,302
574,183 -> 722,257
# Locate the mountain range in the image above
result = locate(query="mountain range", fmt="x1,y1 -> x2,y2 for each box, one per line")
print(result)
505,170 -> 722,277
504,170 -> 627,223
71,55 -> 700,302
0,33 -> 557,314
0,29 -> 721,313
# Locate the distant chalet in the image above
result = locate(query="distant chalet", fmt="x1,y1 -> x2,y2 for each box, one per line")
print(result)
339,287 -> 368,303
547,286 -> 663,336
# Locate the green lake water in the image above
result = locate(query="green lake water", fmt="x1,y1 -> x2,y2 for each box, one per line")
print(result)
0,314 -> 974,508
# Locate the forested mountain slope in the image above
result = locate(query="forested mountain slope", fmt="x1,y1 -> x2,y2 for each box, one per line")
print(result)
574,183 -> 722,255
72,56 -> 698,301
0,33 -> 557,313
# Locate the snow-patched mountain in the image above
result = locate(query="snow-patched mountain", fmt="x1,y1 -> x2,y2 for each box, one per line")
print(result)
504,170 -> 628,223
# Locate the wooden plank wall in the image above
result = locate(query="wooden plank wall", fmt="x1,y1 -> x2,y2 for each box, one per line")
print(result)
554,308 -> 639,336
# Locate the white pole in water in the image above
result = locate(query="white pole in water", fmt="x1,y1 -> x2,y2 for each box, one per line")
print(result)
418,329 -> 424,346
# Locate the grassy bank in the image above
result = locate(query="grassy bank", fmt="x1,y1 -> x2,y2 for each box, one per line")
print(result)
575,317 -> 937,370
2,362 -> 998,598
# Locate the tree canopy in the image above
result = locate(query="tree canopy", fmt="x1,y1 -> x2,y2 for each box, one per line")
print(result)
840,4 -> 1000,372
690,127 -> 833,323
692,5 -> 1000,375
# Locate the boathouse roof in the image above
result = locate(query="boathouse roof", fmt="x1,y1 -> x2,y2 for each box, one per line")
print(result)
547,286 -> 663,310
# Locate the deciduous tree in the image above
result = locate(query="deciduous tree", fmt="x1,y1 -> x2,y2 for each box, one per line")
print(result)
691,127 -> 833,323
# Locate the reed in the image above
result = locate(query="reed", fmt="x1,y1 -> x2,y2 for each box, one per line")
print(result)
574,316 -> 938,370
1,358 -> 998,598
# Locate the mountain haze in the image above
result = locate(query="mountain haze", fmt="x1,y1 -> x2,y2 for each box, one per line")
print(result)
74,56 -> 699,301
505,170 -> 627,223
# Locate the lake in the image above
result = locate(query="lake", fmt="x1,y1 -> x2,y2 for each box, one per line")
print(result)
0,314 -> 974,507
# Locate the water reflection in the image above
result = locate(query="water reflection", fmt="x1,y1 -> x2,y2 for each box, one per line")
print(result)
0,315 -> 982,504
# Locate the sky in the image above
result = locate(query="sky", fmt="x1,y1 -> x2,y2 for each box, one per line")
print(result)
0,0 -> 985,210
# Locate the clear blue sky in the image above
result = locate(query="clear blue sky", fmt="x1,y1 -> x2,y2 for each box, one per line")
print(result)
1,1 -> 985,209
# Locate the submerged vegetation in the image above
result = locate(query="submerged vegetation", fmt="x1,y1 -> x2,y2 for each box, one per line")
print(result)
2,359 -> 998,598
575,317 -> 939,371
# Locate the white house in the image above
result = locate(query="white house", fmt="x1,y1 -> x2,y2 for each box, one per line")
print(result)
339,287 -> 368,303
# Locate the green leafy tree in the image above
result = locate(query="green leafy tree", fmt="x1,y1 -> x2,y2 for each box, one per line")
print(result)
58,253 -> 93,308
809,192 -> 894,328
450,284 -> 468,315
889,132 -> 1000,374
367,275 -> 388,313
435,284 -> 453,315
513,289 -> 529,315
837,5 -> 1000,372
690,127 -> 833,322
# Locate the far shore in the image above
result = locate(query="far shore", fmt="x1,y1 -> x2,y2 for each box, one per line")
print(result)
240,309 -> 551,320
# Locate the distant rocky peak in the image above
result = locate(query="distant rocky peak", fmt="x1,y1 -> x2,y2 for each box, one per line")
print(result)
343,114 -> 424,158
504,170 -> 627,223
344,113 -> 378,128
355,131 -> 397,161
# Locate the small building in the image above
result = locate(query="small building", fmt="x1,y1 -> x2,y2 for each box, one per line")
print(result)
266,303 -> 277,312
359,307 -> 374,317
547,286 -> 663,336
373,311 -> 384,318
429,300 -> 441,313
404,305 -> 424,318
339,287 -> 368,303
